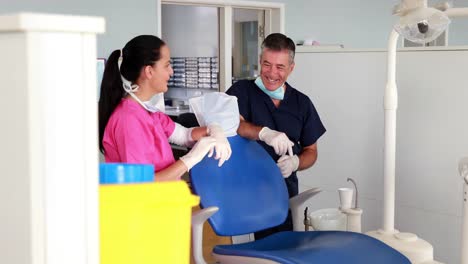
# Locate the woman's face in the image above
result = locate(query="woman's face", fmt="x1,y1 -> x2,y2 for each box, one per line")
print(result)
149,45 -> 173,93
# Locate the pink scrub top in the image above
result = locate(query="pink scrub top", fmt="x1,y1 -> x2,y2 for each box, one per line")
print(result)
103,98 -> 176,172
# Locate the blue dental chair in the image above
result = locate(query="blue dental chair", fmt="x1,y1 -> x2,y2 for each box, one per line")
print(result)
190,135 -> 411,264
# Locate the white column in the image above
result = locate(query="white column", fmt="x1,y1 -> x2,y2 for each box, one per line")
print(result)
382,30 -> 399,233
219,6 -> 232,92
0,13 -> 104,264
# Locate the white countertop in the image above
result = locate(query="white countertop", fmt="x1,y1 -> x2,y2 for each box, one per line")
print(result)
165,106 -> 192,117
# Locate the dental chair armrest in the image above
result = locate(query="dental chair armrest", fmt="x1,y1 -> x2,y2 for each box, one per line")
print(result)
192,206 -> 219,264
289,187 -> 322,231
289,187 -> 322,209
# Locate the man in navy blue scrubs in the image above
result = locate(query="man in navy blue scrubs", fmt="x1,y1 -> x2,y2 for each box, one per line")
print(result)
226,33 -> 326,239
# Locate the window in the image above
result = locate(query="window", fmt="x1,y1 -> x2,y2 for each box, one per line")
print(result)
158,0 -> 284,92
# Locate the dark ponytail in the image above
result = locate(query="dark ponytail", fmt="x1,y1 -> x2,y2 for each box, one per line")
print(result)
98,35 -> 166,153
98,49 -> 124,153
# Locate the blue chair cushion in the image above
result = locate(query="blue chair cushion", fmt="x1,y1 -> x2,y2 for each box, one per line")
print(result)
213,231 -> 411,264
190,135 -> 289,236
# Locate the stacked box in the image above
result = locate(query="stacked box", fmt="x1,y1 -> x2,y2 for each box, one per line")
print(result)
185,57 -> 198,88
170,58 -> 186,87
197,57 -> 211,89
210,57 -> 219,89
168,56 -> 219,90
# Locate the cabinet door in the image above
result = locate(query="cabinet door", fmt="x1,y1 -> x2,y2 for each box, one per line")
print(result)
232,8 -> 265,82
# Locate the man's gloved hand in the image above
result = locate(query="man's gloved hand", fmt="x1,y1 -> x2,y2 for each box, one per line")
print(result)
258,127 -> 294,156
277,153 -> 300,178
207,123 -> 232,167
180,136 -> 216,171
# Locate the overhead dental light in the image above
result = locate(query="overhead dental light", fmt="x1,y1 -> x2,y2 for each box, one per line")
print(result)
366,1 -> 457,263
394,6 -> 450,44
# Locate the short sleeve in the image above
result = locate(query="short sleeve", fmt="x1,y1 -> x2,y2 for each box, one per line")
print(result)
226,81 -> 251,121
300,98 -> 326,147
153,112 -> 176,138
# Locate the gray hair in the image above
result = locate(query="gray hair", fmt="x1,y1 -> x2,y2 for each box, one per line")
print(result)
260,33 -> 296,64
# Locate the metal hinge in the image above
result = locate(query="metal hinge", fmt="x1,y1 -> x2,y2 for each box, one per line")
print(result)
258,25 -> 265,39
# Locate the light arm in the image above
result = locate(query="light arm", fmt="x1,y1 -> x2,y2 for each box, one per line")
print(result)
445,8 -> 468,17
382,29 -> 400,234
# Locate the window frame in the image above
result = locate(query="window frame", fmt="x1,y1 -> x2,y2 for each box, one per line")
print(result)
157,0 -> 285,91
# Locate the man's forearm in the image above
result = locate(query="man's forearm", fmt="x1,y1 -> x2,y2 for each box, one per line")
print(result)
191,126 -> 208,141
237,119 -> 263,140
297,144 -> 318,171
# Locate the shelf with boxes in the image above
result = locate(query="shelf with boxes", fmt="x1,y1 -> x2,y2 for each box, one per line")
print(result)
169,56 -> 219,90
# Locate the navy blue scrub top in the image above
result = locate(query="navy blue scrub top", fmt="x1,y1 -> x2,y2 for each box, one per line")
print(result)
227,80 -> 326,196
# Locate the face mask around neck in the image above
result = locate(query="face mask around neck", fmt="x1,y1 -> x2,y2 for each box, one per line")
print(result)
254,77 -> 285,100
126,91 -> 165,113
142,93 -> 165,113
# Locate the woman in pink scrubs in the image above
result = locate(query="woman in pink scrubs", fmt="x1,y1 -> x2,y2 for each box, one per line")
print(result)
98,35 -> 230,181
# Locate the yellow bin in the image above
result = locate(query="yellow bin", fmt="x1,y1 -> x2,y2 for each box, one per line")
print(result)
100,181 -> 199,264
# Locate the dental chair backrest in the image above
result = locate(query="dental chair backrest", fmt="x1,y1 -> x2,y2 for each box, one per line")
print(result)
190,135 -> 289,236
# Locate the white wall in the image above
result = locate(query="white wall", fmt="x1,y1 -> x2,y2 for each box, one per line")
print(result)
0,0 -> 159,58
289,48 -> 468,264
243,0 -> 468,48
3,0 -> 468,56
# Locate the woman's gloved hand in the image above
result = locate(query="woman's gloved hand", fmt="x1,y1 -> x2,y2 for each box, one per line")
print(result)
180,136 -> 216,171
277,154 -> 300,178
259,127 -> 294,156
207,123 -> 232,167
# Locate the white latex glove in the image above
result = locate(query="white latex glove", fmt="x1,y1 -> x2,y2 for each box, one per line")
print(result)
180,136 -> 216,171
258,127 -> 294,156
207,123 -> 232,167
277,153 -> 300,178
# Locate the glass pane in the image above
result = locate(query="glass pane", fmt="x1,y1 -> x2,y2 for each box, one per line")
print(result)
232,8 -> 264,83
161,4 -> 220,107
